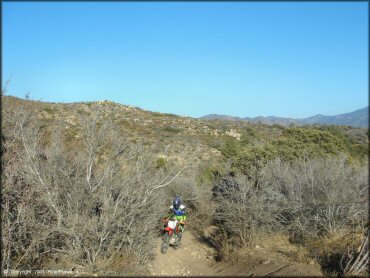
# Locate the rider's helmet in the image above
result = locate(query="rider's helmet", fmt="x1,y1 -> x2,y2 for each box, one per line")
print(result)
173,196 -> 181,210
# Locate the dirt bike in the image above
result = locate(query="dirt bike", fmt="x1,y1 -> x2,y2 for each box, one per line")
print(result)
161,218 -> 186,254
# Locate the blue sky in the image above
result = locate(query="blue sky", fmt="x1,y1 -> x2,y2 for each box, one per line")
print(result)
2,2 -> 368,118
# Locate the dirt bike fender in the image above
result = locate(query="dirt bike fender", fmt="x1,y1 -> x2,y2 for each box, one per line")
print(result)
164,229 -> 173,236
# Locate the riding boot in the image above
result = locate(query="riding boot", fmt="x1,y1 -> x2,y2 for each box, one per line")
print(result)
177,231 -> 183,245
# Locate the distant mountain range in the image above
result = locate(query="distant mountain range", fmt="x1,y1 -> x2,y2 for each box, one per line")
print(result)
201,107 -> 369,128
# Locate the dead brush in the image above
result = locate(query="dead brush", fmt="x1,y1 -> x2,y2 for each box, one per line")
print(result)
306,230 -> 365,275
342,230 -> 369,277
256,233 -> 312,264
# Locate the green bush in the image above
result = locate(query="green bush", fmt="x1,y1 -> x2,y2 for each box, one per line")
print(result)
162,126 -> 183,133
43,107 -> 56,115
221,139 -> 241,158
318,126 -> 370,158
233,144 -> 278,175
156,157 -> 167,169
233,127 -> 349,175
197,165 -> 222,186
152,112 -> 164,117
152,112 -> 178,118
246,127 -> 257,137
349,144 -> 369,159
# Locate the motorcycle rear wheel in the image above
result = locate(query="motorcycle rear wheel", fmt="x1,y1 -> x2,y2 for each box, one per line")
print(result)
161,233 -> 170,254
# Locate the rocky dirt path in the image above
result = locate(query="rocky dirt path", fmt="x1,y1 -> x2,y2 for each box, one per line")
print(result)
148,231 -> 217,276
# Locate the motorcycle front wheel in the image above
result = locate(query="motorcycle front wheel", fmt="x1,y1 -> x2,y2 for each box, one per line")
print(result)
161,233 -> 170,254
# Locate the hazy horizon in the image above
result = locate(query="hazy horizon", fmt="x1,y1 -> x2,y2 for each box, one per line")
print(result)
202,106 -> 368,119
3,2 -> 368,118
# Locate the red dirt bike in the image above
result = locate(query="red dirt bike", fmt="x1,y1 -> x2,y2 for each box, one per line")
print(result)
161,218 -> 186,254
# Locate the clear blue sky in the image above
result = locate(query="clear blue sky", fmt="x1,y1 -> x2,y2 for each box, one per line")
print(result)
2,2 -> 368,118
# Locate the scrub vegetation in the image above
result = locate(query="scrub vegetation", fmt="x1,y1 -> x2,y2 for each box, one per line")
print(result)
2,95 -> 368,276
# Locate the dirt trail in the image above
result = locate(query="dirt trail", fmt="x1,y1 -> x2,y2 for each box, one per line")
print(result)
148,231 -> 217,276
148,229 -> 323,277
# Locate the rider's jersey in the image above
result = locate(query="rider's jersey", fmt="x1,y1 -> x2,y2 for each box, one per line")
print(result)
169,204 -> 186,221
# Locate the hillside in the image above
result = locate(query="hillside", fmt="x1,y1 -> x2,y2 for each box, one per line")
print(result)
201,106 -> 369,128
4,96 -> 367,161
2,95 -> 369,276
0,96 -> 293,162
300,106 -> 368,127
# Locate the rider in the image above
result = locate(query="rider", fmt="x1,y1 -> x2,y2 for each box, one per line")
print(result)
168,196 -> 187,245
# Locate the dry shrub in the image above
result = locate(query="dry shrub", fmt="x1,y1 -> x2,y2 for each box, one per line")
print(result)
307,230 -> 366,275
213,173 -> 284,247
1,107 -> 199,274
213,155 -> 368,274
213,229 -> 238,263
